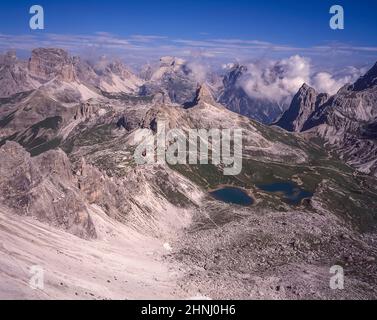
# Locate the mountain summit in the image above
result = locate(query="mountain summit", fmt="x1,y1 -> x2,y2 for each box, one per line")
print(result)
276,61 -> 377,176
183,84 -> 217,108
139,56 -> 198,105
275,83 -> 329,132
217,64 -> 287,124
28,48 -> 77,82
351,61 -> 377,91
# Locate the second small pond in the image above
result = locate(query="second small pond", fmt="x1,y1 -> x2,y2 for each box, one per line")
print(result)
257,181 -> 313,205
210,181 -> 313,206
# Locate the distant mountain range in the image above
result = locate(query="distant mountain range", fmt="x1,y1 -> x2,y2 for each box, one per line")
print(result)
0,48 -> 143,101
0,49 -> 316,125
1,48 -> 376,177
139,60 -> 289,124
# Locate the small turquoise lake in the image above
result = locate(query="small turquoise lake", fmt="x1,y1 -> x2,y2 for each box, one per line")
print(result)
210,187 -> 254,206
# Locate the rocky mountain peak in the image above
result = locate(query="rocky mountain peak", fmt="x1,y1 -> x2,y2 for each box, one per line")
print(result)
155,56 -> 190,78
107,60 -> 127,73
31,47 -> 69,60
0,50 -> 35,98
139,56 -> 197,104
222,63 -> 247,87
197,83 -> 216,104
28,48 -> 77,82
159,56 -> 185,67
275,83 -> 329,132
0,50 -> 18,65
351,62 -> 377,91
299,83 -> 311,91
183,84 -> 216,108
104,60 -> 139,82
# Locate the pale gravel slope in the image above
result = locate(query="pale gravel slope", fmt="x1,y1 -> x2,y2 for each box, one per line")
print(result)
0,204 -> 187,300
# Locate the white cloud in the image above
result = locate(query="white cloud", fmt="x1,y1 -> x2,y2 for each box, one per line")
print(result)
237,55 -> 366,102
0,33 -> 375,68
312,72 -> 345,95
312,67 -> 364,95
187,61 -> 209,83
239,55 -> 311,103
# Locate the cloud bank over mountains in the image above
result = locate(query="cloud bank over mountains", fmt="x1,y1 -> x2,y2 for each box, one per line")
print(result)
223,55 -> 365,105
237,55 -> 311,104
311,67 -> 366,95
1,31 -> 376,65
0,32 -> 369,100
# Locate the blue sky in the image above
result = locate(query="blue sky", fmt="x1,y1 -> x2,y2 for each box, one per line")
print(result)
0,0 -> 376,67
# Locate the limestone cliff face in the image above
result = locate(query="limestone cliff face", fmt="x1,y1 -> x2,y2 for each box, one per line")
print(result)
28,48 -> 77,82
139,56 -> 198,105
183,84 -> 218,109
275,84 -> 329,132
0,51 -> 35,97
352,62 -> 377,92
0,141 -> 96,239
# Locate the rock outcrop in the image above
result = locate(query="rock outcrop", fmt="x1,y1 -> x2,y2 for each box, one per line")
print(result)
0,51 -> 36,97
183,84 -> 217,108
28,48 -> 77,82
0,141 -> 96,238
275,84 -> 329,132
139,56 -> 198,105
